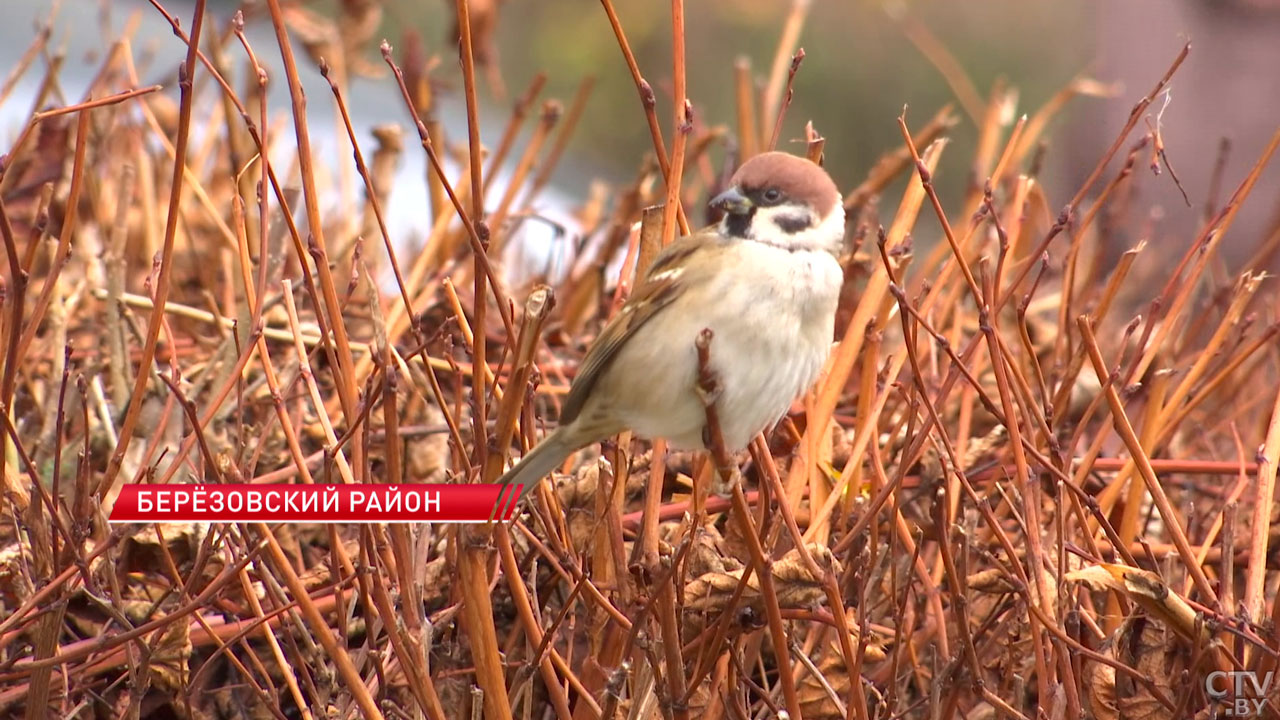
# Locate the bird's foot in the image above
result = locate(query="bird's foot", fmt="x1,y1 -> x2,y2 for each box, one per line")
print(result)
709,462 -> 742,498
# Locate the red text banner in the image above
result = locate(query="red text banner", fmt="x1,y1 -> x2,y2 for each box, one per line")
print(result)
108,484 -> 523,523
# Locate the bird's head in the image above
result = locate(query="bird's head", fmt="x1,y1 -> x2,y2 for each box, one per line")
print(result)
710,151 -> 845,255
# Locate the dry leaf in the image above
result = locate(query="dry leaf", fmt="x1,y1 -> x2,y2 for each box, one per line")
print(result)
968,567 -> 1018,594
1084,616 -> 1184,720
683,523 -> 739,581
1085,657 -> 1119,720
148,615 -> 192,691
119,521 -> 208,575
684,545 -> 840,624
1066,563 -> 1206,643
796,645 -> 856,719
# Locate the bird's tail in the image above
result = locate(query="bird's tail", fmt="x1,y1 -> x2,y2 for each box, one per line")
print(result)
493,429 -> 576,516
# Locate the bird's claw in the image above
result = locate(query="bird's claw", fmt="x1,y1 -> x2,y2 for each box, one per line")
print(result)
709,463 -> 742,498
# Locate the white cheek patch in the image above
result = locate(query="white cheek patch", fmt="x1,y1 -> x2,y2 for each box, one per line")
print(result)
748,200 -> 845,254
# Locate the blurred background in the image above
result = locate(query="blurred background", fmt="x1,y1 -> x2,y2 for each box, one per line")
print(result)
3,0 -> 1278,264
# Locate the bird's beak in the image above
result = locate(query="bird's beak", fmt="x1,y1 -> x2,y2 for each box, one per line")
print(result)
709,187 -> 753,215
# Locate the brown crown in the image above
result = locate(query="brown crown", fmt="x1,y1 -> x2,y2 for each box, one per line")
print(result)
728,151 -> 841,217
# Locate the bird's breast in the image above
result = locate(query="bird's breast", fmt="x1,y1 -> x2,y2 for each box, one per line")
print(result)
591,243 -> 842,453
699,245 -> 842,448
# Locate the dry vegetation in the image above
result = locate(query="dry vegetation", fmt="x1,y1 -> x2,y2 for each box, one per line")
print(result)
1,0 -> 1280,719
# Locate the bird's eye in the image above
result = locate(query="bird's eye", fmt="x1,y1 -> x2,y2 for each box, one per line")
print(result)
762,188 -> 783,204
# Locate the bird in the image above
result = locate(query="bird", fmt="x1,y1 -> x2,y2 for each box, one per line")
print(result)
496,151 -> 846,508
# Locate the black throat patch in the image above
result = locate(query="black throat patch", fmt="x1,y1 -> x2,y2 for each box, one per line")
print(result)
724,209 -> 755,238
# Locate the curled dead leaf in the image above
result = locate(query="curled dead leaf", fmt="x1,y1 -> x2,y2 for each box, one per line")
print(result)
797,643 -> 885,719
683,523 -> 739,580
119,521 -> 208,576
1066,563 -> 1206,643
1084,616 -> 1187,720
0,542 -> 34,611
683,546 -> 840,632
967,567 -> 1018,594
147,616 -> 192,692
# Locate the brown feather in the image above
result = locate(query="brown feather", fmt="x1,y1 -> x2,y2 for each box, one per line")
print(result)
560,233 -> 722,424
730,151 -> 839,218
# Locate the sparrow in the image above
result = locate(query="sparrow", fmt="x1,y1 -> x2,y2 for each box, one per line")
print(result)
497,151 -> 845,506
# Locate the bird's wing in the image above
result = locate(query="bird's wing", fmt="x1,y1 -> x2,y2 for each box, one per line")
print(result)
560,233 -> 718,425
